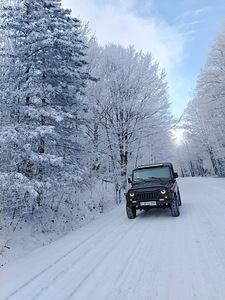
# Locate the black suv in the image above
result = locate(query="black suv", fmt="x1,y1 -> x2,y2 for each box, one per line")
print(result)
125,163 -> 181,219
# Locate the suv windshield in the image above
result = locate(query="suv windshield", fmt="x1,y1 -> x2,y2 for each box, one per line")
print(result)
133,167 -> 171,182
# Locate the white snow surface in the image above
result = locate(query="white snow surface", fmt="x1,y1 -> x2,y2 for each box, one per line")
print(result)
1,177 -> 225,300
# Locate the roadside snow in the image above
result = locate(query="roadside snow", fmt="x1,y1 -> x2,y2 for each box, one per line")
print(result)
0,180 -> 115,267
1,177 -> 225,300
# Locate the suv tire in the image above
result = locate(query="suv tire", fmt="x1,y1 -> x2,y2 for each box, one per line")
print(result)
126,205 -> 136,219
177,189 -> 182,206
170,194 -> 180,217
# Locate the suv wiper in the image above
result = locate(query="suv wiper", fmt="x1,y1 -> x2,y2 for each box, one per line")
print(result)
133,177 -> 163,183
133,179 -> 151,183
147,177 -> 163,181
133,179 -> 145,183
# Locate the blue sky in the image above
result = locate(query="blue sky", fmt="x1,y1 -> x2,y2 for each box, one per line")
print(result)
61,0 -> 225,118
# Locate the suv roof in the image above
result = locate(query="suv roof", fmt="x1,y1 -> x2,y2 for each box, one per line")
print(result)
136,162 -> 173,170
134,163 -> 176,177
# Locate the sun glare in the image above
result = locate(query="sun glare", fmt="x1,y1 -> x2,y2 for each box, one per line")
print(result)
171,128 -> 185,145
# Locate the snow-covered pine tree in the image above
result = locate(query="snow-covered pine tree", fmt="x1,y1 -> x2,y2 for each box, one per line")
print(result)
0,0 -> 91,228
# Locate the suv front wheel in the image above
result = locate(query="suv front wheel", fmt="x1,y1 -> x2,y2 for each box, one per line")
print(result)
126,205 -> 136,219
177,189 -> 182,206
170,194 -> 180,217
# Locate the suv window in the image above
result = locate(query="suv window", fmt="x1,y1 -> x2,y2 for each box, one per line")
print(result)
133,167 -> 171,181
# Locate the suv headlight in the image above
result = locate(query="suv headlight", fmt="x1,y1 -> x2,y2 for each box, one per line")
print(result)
129,192 -> 135,197
160,189 -> 166,194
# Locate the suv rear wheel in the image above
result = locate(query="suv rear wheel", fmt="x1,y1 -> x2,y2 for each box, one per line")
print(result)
126,205 -> 136,219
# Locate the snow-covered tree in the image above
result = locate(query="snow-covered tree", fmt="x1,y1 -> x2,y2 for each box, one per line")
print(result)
83,42 -> 173,202
179,20 -> 225,177
0,0 -> 91,227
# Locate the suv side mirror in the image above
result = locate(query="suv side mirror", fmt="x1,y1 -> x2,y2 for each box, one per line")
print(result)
128,178 -> 132,183
174,172 -> 178,178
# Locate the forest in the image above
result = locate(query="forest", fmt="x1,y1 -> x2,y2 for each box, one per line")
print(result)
177,20 -> 225,178
0,0 -> 225,233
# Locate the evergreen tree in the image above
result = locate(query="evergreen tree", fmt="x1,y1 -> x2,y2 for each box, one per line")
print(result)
0,0 -> 91,226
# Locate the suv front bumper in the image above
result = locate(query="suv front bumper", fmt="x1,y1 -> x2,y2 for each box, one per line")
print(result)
127,199 -> 173,208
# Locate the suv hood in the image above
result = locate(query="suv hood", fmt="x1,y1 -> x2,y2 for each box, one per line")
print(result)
129,179 -> 172,192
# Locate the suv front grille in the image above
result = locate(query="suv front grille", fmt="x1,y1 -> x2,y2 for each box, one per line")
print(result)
136,192 -> 160,201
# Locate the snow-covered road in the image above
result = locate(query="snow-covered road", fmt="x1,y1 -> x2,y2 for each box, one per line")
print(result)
1,177 -> 225,300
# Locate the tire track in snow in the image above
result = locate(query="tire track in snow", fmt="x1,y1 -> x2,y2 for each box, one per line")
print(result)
188,186 -> 225,300
33,213 -> 138,300
81,209 -> 166,300
120,210 -> 177,300
2,211 -> 125,300
69,208 -> 170,300
108,209 -> 168,300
